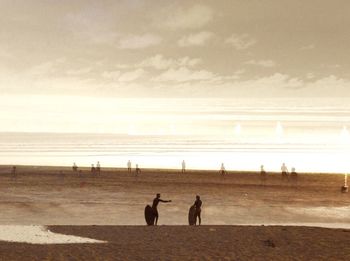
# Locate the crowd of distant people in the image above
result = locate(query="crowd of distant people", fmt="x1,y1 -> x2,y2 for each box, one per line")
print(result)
69,160 -> 299,187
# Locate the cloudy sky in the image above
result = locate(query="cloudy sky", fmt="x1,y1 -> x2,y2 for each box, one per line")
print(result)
0,0 -> 350,98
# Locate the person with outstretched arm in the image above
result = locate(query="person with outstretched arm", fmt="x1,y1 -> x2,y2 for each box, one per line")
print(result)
193,195 -> 202,225
152,193 -> 171,225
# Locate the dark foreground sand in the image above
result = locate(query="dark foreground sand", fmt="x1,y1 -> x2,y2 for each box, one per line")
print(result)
0,226 -> 349,261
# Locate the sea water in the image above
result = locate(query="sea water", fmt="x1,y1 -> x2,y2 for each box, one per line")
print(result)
0,97 -> 349,173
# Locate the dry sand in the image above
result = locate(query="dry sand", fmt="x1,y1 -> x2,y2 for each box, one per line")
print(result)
0,165 -> 349,260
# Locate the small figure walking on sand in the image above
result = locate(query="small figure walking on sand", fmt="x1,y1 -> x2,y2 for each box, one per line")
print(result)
152,193 -> 171,225
290,167 -> 298,187
260,165 -> 267,185
72,162 -> 78,172
281,163 -> 289,182
135,164 -> 141,176
182,160 -> 186,173
11,166 -> 17,179
96,161 -> 101,175
127,160 -> 132,173
91,164 -> 96,175
193,195 -> 202,225
220,163 -> 227,176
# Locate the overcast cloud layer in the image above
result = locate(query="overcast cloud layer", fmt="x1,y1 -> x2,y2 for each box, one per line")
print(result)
0,0 -> 350,97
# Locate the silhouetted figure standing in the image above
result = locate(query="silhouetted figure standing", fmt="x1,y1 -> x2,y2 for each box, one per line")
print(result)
96,161 -> 101,175
135,164 -> 141,176
260,165 -> 267,185
193,195 -> 202,225
127,160 -> 132,173
182,160 -> 186,173
220,163 -> 227,176
91,164 -> 96,175
290,167 -> 298,187
281,163 -> 289,183
72,162 -> 78,172
152,193 -> 171,225
11,166 -> 17,179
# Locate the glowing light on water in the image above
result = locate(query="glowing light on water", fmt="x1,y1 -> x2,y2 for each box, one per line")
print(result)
127,124 -> 138,136
169,124 -> 176,135
340,126 -> 350,143
234,123 -> 241,136
275,121 -> 283,138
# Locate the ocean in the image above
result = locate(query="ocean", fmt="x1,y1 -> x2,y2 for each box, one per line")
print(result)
0,97 -> 349,173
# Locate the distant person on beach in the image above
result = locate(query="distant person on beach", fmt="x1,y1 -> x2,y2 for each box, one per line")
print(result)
220,163 -> 227,176
72,162 -> 78,172
260,165 -> 267,185
127,160 -> 132,173
91,164 -> 96,175
290,167 -> 298,187
193,195 -> 202,225
96,161 -> 101,175
182,160 -> 186,173
11,166 -> 17,179
135,164 -> 141,176
281,163 -> 289,182
152,193 -> 171,225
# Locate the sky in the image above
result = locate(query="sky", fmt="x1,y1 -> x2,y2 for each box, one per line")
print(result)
1,0 -> 350,99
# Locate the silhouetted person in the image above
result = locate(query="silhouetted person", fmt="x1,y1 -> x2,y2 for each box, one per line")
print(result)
96,161 -> 101,175
260,165 -> 267,185
91,164 -> 96,175
127,160 -> 132,173
193,195 -> 202,225
281,163 -> 289,182
11,166 -> 17,179
152,193 -> 171,225
182,160 -> 186,173
220,163 -> 226,176
290,167 -> 298,187
135,164 -> 141,176
72,162 -> 78,172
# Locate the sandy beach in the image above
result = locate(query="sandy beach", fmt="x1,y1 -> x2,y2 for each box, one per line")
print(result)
0,165 -> 349,226
0,165 -> 349,260
0,226 -> 348,261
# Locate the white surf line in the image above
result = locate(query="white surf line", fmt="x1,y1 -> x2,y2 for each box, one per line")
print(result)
0,225 -> 106,244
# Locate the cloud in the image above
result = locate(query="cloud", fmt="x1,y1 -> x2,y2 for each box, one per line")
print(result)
118,69 -> 145,82
163,5 -> 213,29
102,69 -> 145,82
300,44 -> 315,50
178,31 -> 214,47
245,59 -> 276,68
226,34 -> 256,50
101,70 -> 121,80
306,73 -> 315,79
66,67 -> 92,76
25,58 -> 66,77
117,34 -> 162,49
153,67 -> 219,82
137,55 -> 201,70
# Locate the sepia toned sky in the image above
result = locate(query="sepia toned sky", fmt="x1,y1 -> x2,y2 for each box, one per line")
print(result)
1,0 -> 350,98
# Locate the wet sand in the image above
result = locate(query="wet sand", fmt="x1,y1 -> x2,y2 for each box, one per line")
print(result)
0,165 -> 348,226
0,165 -> 349,260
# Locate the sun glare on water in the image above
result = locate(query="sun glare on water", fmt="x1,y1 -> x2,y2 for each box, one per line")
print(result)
0,95 -> 349,173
